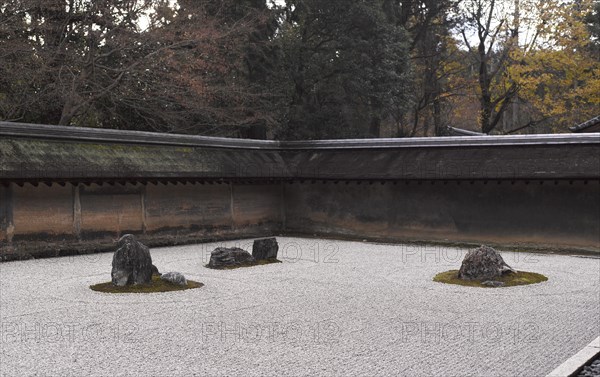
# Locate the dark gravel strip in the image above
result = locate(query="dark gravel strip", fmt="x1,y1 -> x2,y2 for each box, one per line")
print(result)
577,355 -> 600,377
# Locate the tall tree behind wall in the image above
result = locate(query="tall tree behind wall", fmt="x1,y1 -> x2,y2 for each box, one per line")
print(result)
188,0 -> 280,137
0,0 -> 155,126
384,0 -> 461,136
273,0 -> 413,140
508,0 -> 599,132
451,0 -> 598,134
457,0 -> 522,134
588,0 -> 600,48
0,0 -> 275,134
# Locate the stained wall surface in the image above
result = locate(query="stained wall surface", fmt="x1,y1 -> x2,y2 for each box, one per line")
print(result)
284,180 -> 600,250
2,178 -> 599,258
0,182 -> 285,258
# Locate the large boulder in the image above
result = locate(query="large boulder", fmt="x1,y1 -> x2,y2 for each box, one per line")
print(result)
208,247 -> 255,269
458,245 -> 515,281
111,234 -> 153,286
161,272 -> 187,286
252,238 -> 279,260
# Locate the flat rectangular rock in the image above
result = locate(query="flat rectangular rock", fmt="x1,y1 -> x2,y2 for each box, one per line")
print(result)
252,237 -> 279,260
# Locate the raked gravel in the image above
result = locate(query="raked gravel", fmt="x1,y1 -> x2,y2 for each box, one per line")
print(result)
1,237 -> 599,377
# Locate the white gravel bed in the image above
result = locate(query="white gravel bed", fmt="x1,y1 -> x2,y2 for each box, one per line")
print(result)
1,237 -> 599,377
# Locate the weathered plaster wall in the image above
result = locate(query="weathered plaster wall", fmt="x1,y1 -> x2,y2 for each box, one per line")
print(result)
0,181 -> 285,258
145,183 -> 231,232
80,184 -> 144,237
0,185 -> 14,243
232,184 -> 282,228
1,178 -> 599,259
12,184 -> 73,239
284,180 -> 600,250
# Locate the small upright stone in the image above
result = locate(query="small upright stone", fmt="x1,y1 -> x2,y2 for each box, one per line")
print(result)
208,247 -> 255,269
151,264 -> 161,276
458,245 -> 515,281
161,272 -> 187,286
252,238 -> 279,260
111,234 -> 153,286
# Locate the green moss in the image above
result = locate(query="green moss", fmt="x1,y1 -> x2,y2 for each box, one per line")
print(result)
90,275 -> 204,293
205,258 -> 282,270
433,270 -> 548,288
175,147 -> 194,153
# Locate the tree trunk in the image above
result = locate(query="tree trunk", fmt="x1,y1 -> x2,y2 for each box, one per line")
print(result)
433,98 -> 443,136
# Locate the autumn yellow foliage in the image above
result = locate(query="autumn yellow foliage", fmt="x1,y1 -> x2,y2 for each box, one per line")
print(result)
509,0 -> 599,130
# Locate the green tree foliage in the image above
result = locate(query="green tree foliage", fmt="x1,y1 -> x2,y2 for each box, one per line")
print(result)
273,0 -> 413,140
384,0 -> 461,136
585,0 -> 600,54
1,0 -> 597,138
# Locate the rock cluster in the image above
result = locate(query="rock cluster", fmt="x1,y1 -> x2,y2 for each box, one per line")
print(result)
111,234 -> 153,286
252,238 -> 279,260
578,358 -> 600,377
458,245 -> 515,281
160,272 -> 187,286
208,247 -> 255,269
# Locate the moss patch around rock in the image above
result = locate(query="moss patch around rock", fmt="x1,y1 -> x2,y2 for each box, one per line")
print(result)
433,270 -> 548,288
90,275 -> 203,293
205,258 -> 282,270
